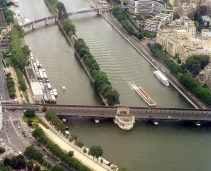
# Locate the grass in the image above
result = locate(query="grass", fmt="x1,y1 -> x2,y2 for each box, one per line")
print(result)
22,91 -> 29,102
23,115 -> 40,128
4,57 -> 12,66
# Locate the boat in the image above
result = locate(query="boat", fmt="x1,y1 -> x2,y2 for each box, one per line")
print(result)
153,70 -> 169,86
14,0 -> 19,6
53,89 -> 57,96
61,85 -> 66,91
134,87 -> 156,106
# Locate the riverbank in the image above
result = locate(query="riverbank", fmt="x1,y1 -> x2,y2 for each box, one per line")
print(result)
38,114 -> 111,171
101,12 -> 208,109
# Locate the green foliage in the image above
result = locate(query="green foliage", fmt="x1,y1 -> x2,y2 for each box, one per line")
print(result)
74,139 -> 84,148
27,119 -> 33,126
188,12 -> 206,32
15,68 -> 27,91
24,108 -> 36,118
45,111 -> 65,132
6,75 -> 15,98
2,5 -> 14,24
3,155 -> 26,169
33,165 -> 41,171
57,2 -> 68,20
42,106 -> 47,112
185,55 -> 210,75
74,39 -> 120,106
32,127 -> 92,171
22,45 -> 30,56
9,26 -> 27,69
149,43 -> 211,106
61,18 -> 76,36
88,145 -> 103,160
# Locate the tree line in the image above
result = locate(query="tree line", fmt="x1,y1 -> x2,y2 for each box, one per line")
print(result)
57,2 -> 76,36
3,153 -> 44,171
74,38 -> 120,106
148,43 -> 211,106
6,73 -> 15,98
32,127 -> 92,171
0,0 -> 14,23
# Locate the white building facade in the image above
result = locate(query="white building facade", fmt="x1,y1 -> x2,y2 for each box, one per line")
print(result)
201,29 -> 211,38
156,17 -> 211,63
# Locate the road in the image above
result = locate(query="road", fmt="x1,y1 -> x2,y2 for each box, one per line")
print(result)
100,11 -> 207,109
0,53 -> 10,102
0,110 -> 69,170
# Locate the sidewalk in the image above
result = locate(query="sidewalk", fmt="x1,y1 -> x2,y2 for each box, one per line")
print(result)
38,114 -> 111,171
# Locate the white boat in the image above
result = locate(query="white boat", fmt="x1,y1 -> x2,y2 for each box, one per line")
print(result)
53,89 -> 57,96
61,85 -> 66,91
134,86 -> 156,107
14,0 -> 19,6
153,70 -> 169,86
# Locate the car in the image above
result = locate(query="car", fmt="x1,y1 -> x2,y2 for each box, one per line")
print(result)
24,135 -> 27,137
11,150 -> 14,154
44,155 -> 48,158
46,153 -> 49,156
42,149 -> 46,151
21,138 -> 24,140
22,132 -> 25,134
18,126 -> 20,129
18,151 -> 22,155
168,116 -> 171,118
56,161 -> 61,165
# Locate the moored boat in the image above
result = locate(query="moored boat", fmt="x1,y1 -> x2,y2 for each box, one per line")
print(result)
134,86 -> 156,106
153,70 -> 169,86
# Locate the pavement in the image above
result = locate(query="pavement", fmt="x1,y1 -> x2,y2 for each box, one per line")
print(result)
38,114 -> 112,171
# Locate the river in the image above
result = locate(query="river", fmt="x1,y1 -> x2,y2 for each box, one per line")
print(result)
16,0 -> 211,171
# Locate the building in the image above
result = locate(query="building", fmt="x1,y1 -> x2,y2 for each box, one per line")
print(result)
145,9 -> 174,31
156,16 -> 211,63
129,0 -> 164,14
25,67 -> 36,83
31,82 -> 43,101
201,29 -> 211,37
202,15 -> 210,26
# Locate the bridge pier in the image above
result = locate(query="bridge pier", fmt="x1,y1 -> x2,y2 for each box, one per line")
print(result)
45,18 -> 48,25
32,23 -> 35,29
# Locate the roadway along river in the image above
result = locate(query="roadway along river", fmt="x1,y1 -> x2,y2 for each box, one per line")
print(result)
17,0 -> 211,171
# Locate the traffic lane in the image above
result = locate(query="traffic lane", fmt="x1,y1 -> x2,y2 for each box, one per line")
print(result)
6,120 -> 27,152
0,55 -> 10,101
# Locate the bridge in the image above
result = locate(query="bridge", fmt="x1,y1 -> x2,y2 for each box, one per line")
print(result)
2,103 -> 211,127
21,7 -> 111,28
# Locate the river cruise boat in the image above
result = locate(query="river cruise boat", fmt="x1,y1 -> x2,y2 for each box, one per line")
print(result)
134,87 -> 156,106
153,70 -> 169,86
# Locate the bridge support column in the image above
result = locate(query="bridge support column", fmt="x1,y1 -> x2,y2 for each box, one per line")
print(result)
32,23 -> 35,29
97,10 -> 101,15
45,18 -> 48,25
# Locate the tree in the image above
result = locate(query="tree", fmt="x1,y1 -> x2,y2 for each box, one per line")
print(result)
33,165 -> 40,171
67,151 -> 74,157
24,108 -> 35,118
88,146 -> 103,161
3,158 -> 10,166
27,119 -> 33,126
26,161 -> 34,170
42,106 -> 47,112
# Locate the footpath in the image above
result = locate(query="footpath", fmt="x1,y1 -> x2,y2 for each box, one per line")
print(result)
38,114 -> 111,171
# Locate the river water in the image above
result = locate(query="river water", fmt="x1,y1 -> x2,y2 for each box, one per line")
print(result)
17,0 -> 211,171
